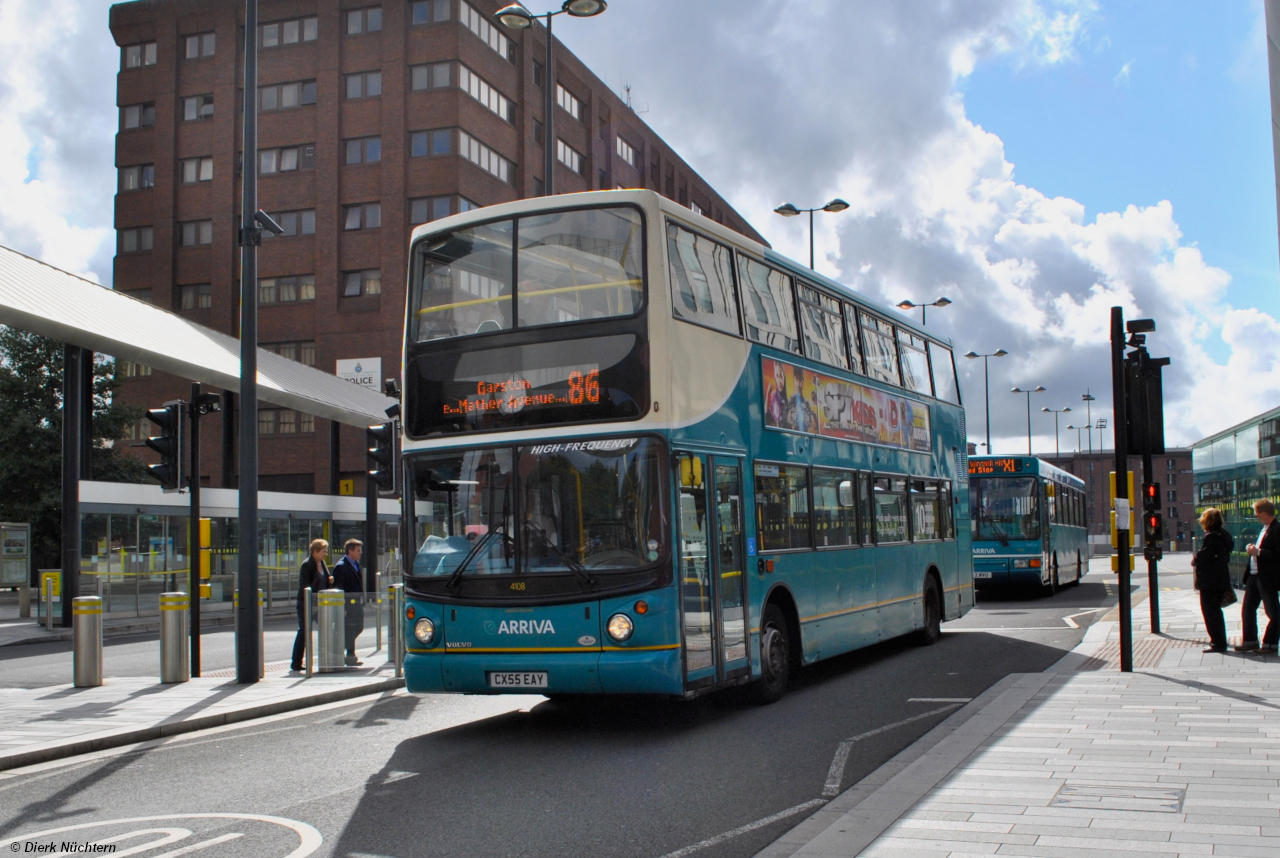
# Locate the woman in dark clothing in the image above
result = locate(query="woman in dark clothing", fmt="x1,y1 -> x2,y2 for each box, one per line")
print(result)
1191,508 -> 1233,653
291,539 -> 333,671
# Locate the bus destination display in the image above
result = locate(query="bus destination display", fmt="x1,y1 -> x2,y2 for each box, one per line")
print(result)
969,458 -> 1023,475
443,368 -> 601,417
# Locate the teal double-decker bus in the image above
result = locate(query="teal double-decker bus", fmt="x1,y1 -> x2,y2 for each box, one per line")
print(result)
397,190 -> 972,702
968,456 -> 1088,594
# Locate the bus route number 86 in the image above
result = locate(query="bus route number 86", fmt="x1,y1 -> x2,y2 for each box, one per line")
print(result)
568,370 -> 601,405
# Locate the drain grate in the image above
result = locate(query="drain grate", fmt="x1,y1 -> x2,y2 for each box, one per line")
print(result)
1052,783 -> 1185,813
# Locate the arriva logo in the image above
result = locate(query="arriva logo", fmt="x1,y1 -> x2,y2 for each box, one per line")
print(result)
490,619 -> 557,634
974,548 -> 997,554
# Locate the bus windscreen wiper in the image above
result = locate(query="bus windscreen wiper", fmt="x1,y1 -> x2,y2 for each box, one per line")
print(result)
446,524 -> 507,589
524,523 -> 596,587
978,509 -> 1010,547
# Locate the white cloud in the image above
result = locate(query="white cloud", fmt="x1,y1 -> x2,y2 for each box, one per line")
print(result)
1113,58 -> 1133,86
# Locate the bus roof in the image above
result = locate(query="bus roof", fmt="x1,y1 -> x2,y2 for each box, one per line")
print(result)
968,455 -> 1085,489
407,188 -> 950,348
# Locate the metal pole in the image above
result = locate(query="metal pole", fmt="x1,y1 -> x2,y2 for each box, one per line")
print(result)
808,208 -> 815,270
921,304 -> 927,326
544,12 -> 554,195
1143,448 -> 1160,632
375,571 -> 382,652
160,592 -> 190,683
983,355 -> 992,453
304,586 -> 313,678
258,588 -> 265,679
1054,412 -> 1060,458
80,349 -> 94,479
329,421 -> 340,495
1025,391 -> 1032,455
189,383 -> 202,676
62,344 -> 82,628
221,390 -> 235,487
366,470 -> 378,594
72,596 -> 103,687
237,0 -> 262,684
1111,307 -> 1134,672
391,583 -> 404,678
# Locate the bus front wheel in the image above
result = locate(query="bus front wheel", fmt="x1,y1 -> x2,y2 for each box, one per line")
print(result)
753,604 -> 792,704
917,576 -> 942,646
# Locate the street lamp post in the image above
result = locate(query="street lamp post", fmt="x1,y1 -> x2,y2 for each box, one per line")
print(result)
896,297 -> 952,326
1081,390 -> 1096,459
496,1 -> 608,197
773,199 -> 850,269
1067,424 -> 1084,453
1011,385 -> 1047,455
963,349 -> 1007,454
1041,406 -> 1072,458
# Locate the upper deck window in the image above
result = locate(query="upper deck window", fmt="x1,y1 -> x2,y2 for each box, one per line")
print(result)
736,255 -> 799,354
843,304 -> 865,376
412,206 -> 644,343
928,341 -> 960,405
898,329 -> 931,395
667,222 -> 740,337
860,312 -> 901,387
798,284 -> 848,370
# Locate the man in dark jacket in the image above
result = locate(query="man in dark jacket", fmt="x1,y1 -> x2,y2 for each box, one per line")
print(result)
332,539 -> 366,666
1239,500 -> 1280,653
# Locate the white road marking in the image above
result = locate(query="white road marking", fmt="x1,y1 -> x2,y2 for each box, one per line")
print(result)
654,799 -> 828,858
1062,607 -> 1109,628
0,814 -> 322,858
907,698 -> 972,703
822,704 -> 963,797
151,833 -> 244,857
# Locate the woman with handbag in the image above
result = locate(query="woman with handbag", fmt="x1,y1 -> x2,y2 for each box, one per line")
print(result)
1191,507 -> 1233,653
290,539 -> 334,672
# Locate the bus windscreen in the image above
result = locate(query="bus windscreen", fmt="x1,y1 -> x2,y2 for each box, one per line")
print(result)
969,477 -> 1040,543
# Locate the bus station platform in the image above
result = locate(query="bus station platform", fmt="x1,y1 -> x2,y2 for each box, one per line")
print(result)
0,653 -> 402,773
760,587 -> 1280,858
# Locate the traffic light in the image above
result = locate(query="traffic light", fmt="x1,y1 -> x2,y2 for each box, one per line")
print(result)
1142,482 -> 1160,513
367,422 -> 396,495
1143,511 -> 1164,560
145,401 -> 185,492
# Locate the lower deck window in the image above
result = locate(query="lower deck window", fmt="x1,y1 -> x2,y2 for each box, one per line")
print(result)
755,464 -> 810,550
873,477 -> 908,543
813,468 -> 857,546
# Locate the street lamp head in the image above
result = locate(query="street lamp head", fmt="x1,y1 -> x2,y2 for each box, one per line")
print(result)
1062,406 -> 1071,413
773,203 -> 800,217
1081,393 -> 1095,402
496,3 -> 535,27
563,0 -> 607,16
823,198 -> 850,213
897,300 -> 917,311
933,297 -> 952,308
1041,407 -> 1051,413
1033,385 -> 1046,393
963,350 -> 979,359
1011,387 -> 1024,393
993,348 -> 1008,357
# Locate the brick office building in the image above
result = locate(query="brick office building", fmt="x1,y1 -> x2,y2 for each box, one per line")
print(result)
109,0 -> 765,495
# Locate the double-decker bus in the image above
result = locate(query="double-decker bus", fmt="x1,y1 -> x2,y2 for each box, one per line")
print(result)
968,456 -> 1088,594
397,190 -> 972,702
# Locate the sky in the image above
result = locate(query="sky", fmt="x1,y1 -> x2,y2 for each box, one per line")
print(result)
0,0 -> 1275,455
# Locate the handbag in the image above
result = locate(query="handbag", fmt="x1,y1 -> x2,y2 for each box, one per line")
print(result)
1222,588 -> 1238,608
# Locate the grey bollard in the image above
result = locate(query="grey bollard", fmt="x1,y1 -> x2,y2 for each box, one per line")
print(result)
304,587 -> 313,678
18,584 -> 29,619
317,588 -> 345,673
45,576 -> 54,632
374,572 -> 383,653
72,596 -> 103,688
390,583 -> 404,678
159,592 -> 190,683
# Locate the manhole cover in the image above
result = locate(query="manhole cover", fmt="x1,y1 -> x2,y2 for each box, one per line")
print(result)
1052,784 -> 1185,812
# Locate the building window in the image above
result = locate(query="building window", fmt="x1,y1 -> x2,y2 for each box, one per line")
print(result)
260,81 -> 317,111
533,177 -> 544,196
410,195 -> 476,224
343,202 -> 382,230
118,227 -> 154,253
180,157 -> 214,183
532,59 -> 544,87
258,275 -> 316,304
598,169 -> 607,190
459,65 -> 511,121
556,139 -> 582,174
344,137 -> 382,165
263,341 -> 316,367
260,144 -> 315,174
259,409 -> 314,435
182,94 -> 215,121
346,7 -> 383,34
556,84 -> 581,121
616,136 -> 635,166
178,284 -> 212,310
410,61 -> 451,92
460,131 -> 513,183
262,17 -> 319,47
119,165 -> 155,191
263,209 -> 316,237
409,128 -> 452,157
184,32 -> 216,58
459,1 -> 512,60
119,362 -> 152,379
180,220 -> 213,246
533,118 -> 544,147
123,43 -> 157,69
690,200 -> 703,216
1167,490 -> 1178,501
259,410 -> 276,435
411,0 -> 452,25
121,103 -> 155,130
345,71 -> 382,99
342,269 -> 382,297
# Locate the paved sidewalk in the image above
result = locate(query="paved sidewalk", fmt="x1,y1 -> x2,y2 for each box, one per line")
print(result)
762,586 -> 1280,857
0,652 -> 402,772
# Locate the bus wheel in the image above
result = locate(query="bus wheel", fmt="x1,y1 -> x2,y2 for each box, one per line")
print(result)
917,576 -> 942,646
1072,551 -> 1083,586
753,604 -> 791,704
1043,557 -> 1059,597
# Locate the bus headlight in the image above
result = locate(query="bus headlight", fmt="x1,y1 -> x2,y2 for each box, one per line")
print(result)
414,617 -> 436,645
606,613 -> 634,642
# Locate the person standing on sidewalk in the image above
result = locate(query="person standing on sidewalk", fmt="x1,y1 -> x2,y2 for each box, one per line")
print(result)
1240,499 -> 1280,654
331,539 -> 366,666
1191,508 -> 1232,653
291,539 -> 333,672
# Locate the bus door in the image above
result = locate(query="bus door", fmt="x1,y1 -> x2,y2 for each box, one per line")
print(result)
676,453 -> 749,688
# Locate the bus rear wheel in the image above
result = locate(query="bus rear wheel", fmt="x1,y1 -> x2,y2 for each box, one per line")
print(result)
753,604 -> 791,704
1043,557 -> 1059,597
917,576 -> 942,646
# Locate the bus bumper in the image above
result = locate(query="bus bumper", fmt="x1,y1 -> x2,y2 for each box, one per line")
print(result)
973,567 -> 1046,590
405,647 -> 684,696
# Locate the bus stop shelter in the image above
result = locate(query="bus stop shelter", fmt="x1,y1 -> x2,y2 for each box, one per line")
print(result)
0,243 -> 398,625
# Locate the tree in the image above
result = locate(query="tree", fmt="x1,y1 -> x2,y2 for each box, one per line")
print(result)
0,327 -> 148,570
